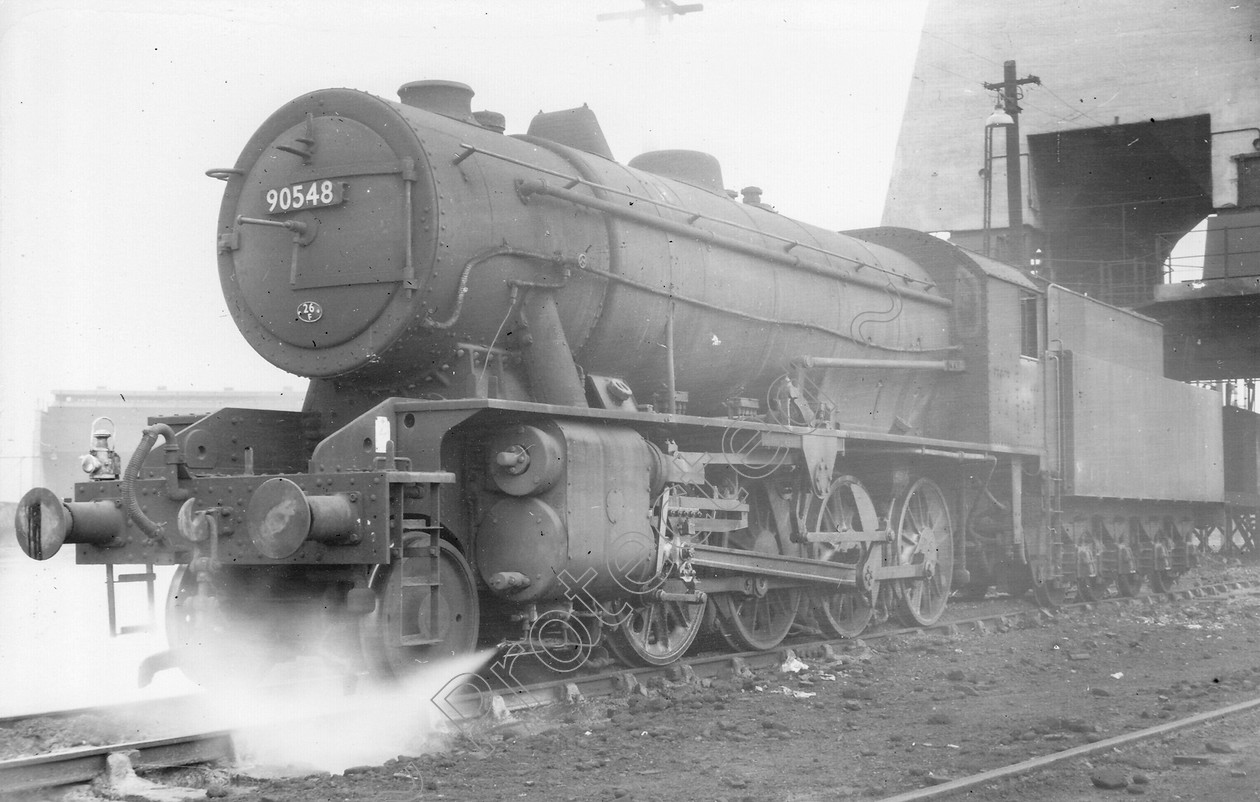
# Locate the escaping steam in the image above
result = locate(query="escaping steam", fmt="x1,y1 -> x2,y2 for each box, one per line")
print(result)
221,650 -> 497,775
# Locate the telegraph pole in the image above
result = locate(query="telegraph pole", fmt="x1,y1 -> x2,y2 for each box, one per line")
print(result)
984,61 -> 1039,266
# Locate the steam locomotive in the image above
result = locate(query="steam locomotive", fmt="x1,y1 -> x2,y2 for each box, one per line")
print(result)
13,80 -> 1245,679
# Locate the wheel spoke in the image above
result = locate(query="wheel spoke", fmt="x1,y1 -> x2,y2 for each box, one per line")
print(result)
893,478 -> 953,627
805,476 -> 876,638
606,597 -> 705,667
909,495 -> 925,533
715,588 -> 800,652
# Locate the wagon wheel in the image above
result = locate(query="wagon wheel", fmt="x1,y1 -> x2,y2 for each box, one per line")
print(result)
360,537 -> 480,679
1148,541 -> 1175,593
1075,548 -> 1103,601
890,477 -> 954,627
802,475 -> 878,638
1114,544 -> 1140,598
605,597 -> 707,667
712,482 -> 802,651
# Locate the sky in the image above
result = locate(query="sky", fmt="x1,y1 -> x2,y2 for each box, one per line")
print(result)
0,0 -> 930,500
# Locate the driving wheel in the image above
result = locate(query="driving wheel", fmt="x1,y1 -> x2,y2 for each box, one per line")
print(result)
890,477 -> 954,627
605,596 -> 707,666
803,475 -> 877,637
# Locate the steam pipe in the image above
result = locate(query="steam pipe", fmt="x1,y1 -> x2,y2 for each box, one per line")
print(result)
518,290 -> 588,407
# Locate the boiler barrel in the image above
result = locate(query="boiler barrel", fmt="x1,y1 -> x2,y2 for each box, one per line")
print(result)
216,86 -> 953,412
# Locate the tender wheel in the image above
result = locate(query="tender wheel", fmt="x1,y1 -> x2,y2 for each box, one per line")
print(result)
713,585 -> 802,651
804,475 -> 877,638
361,538 -> 479,679
891,477 -> 954,627
605,597 -> 707,667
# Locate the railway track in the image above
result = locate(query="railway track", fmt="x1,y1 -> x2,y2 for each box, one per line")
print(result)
874,695 -> 1260,801
0,731 -> 234,795
3,575 -> 1257,796
489,577 -> 1260,717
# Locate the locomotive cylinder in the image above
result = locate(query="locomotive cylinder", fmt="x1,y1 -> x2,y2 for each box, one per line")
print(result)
475,419 -> 664,602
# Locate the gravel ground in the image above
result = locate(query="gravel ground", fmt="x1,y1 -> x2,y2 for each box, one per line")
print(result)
230,559 -> 1260,802
8,557 -> 1260,801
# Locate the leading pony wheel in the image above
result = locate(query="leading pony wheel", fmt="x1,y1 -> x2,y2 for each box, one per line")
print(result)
361,537 -> 480,679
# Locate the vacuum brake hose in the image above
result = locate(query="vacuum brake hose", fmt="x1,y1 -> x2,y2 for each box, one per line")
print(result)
121,423 -> 177,539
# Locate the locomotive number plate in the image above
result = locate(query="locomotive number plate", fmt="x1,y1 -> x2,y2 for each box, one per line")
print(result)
264,179 -> 345,214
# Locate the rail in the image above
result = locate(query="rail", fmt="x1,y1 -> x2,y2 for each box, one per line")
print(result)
487,577 -> 1260,719
875,695 -> 1260,802
0,732 -> 233,795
